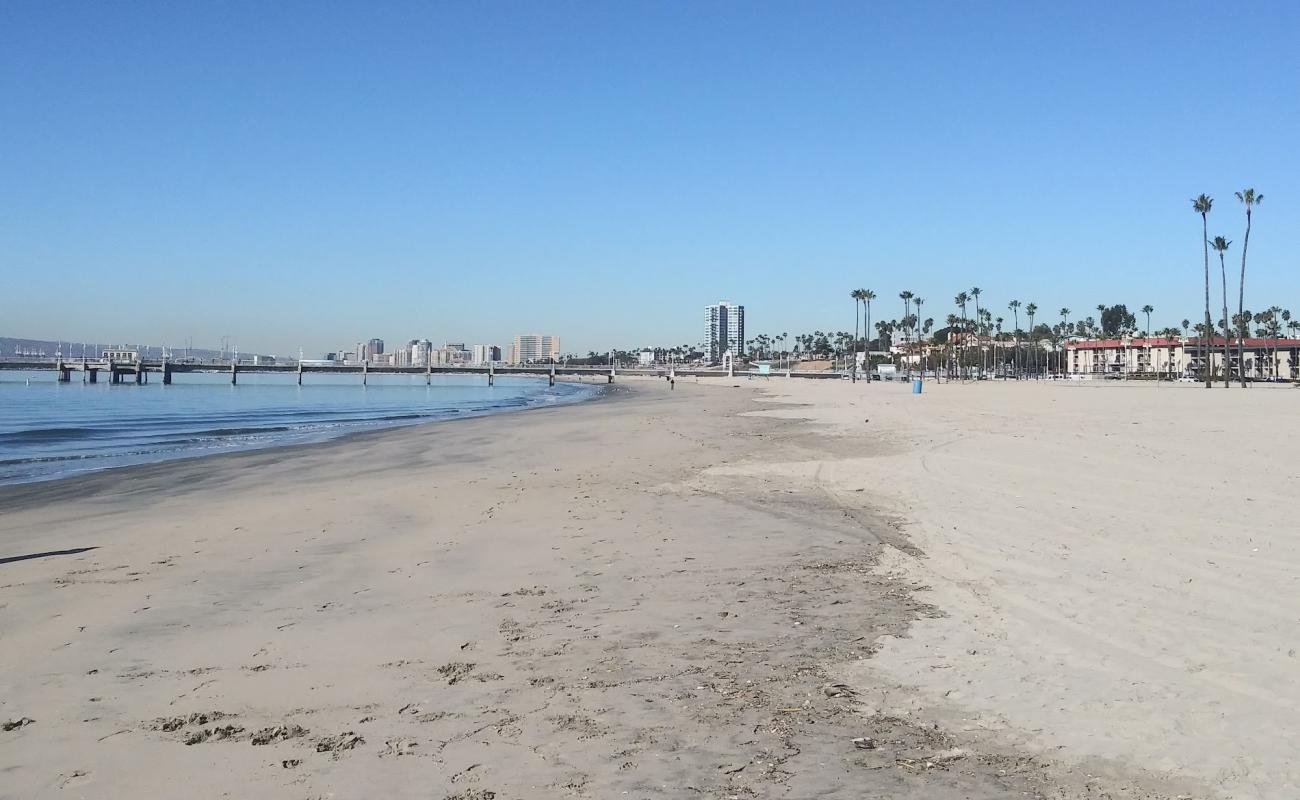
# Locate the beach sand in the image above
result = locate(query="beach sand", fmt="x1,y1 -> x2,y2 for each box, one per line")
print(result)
0,377 -> 1288,798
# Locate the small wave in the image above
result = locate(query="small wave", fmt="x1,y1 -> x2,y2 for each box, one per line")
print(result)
0,426 -> 100,444
190,425 -> 294,438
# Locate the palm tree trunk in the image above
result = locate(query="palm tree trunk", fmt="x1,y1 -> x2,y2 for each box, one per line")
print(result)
1220,254 -> 1231,388
852,299 -> 859,382
865,300 -> 872,386
1202,213 -> 1212,388
1238,213 -> 1249,387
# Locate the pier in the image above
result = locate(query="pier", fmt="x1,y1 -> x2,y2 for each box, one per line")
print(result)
2,358 -> 847,383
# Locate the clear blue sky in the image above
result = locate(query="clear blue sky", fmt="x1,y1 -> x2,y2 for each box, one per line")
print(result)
3,1 -> 1297,355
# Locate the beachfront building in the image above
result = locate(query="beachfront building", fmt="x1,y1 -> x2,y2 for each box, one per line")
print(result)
1065,337 -> 1300,379
705,301 -> 745,363
511,335 -> 560,364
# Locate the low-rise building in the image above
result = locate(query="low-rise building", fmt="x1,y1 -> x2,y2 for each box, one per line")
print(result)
1065,337 -> 1300,379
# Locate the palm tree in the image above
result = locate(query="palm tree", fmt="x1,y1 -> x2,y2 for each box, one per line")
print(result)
1280,311 -> 1292,380
1140,304 -> 1154,375
913,297 -> 926,381
1059,308 -> 1072,375
970,287 -> 983,378
1210,236 -> 1232,387
1192,194 -> 1214,387
1008,300 -> 1021,377
899,291 -> 914,379
863,290 -> 876,382
994,316 -> 1004,376
954,291 -> 970,378
1234,189 -> 1263,386
850,289 -> 865,380
1025,303 -> 1038,376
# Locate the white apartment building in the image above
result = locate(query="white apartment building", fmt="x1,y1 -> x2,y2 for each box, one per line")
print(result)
1066,336 -> 1300,379
705,301 -> 745,363
511,335 -> 560,363
471,344 -> 501,365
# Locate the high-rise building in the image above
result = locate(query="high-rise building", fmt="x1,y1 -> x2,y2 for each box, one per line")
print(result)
471,344 -> 501,365
705,301 -> 745,362
511,335 -> 560,363
367,338 -> 385,357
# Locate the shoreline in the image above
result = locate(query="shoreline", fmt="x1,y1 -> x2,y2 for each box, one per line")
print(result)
0,377 -> 615,504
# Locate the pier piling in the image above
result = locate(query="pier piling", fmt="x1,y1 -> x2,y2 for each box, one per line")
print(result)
230,361 -> 238,385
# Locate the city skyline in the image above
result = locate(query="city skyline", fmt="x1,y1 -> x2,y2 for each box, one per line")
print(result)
2,3 -> 1297,355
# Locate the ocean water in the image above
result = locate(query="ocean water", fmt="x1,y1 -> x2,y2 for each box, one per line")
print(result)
0,371 -> 599,485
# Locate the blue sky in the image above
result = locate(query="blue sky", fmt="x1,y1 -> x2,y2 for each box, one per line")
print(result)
2,1 -> 1297,355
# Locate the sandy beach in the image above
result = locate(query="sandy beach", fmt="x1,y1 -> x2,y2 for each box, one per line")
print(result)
1,377 -> 1294,799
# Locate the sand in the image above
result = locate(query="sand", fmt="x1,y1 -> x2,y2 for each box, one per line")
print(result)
746,378 -> 1300,799
0,377 -> 1290,799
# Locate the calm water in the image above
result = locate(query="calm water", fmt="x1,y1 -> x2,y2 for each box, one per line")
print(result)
0,371 -> 599,485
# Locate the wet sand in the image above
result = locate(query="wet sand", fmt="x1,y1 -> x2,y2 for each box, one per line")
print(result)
0,378 -> 1244,799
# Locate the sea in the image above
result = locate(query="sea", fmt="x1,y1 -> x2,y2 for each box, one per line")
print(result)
0,371 -> 599,486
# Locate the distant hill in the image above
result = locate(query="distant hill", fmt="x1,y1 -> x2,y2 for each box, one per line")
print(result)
0,336 -> 248,361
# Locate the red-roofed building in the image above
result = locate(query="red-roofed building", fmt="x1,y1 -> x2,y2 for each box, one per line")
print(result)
1065,337 -> 1300,379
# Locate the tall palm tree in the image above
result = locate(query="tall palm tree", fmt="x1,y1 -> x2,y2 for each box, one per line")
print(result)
1025,303 -> 1038,376
1234,189 -> 1263,386
913,297 -> 926,381
1140,304 -> 1154,375
1210,236 -> 1232,387
970,287 -> 983,378
1280,311 -> 1292,380
954,291 -> 970,378
1008,300 -> 1021,377
1059,308 -> 1072,375
850,289 -> 865,380
899,291 -> 914,379
1192,194 -> 1214,387
863,290 -> 876,382
994,316 -> 1004,377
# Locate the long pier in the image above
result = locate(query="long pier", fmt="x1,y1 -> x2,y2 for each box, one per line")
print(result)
0,359 -> 846,385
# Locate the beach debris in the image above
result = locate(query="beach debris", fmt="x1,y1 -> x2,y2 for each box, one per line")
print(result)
443,791 -> 495,800
152,711 -> 228,732
281,759 -> 301,769
184,725 -> 245,745
380,737 -> 419,757
505,586 -> 547,597
3,717 -> 35,732
822,683 -> 858,698
852,737 -> 876,750
316,731 -> 364,753
437,662 -> 476,685
251,724 -> 309,746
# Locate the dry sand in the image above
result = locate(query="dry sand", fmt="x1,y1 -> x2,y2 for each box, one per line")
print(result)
0,376 -> 1289,798
746,378 -> 1300,800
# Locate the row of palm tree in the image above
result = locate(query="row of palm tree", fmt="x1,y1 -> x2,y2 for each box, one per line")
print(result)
1192,188 -> 1264,387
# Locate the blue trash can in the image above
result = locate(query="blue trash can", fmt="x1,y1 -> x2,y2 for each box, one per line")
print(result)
912,379 -> 923,394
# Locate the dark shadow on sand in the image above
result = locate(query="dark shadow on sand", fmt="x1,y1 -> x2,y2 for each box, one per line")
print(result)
1,546 -> 99,565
